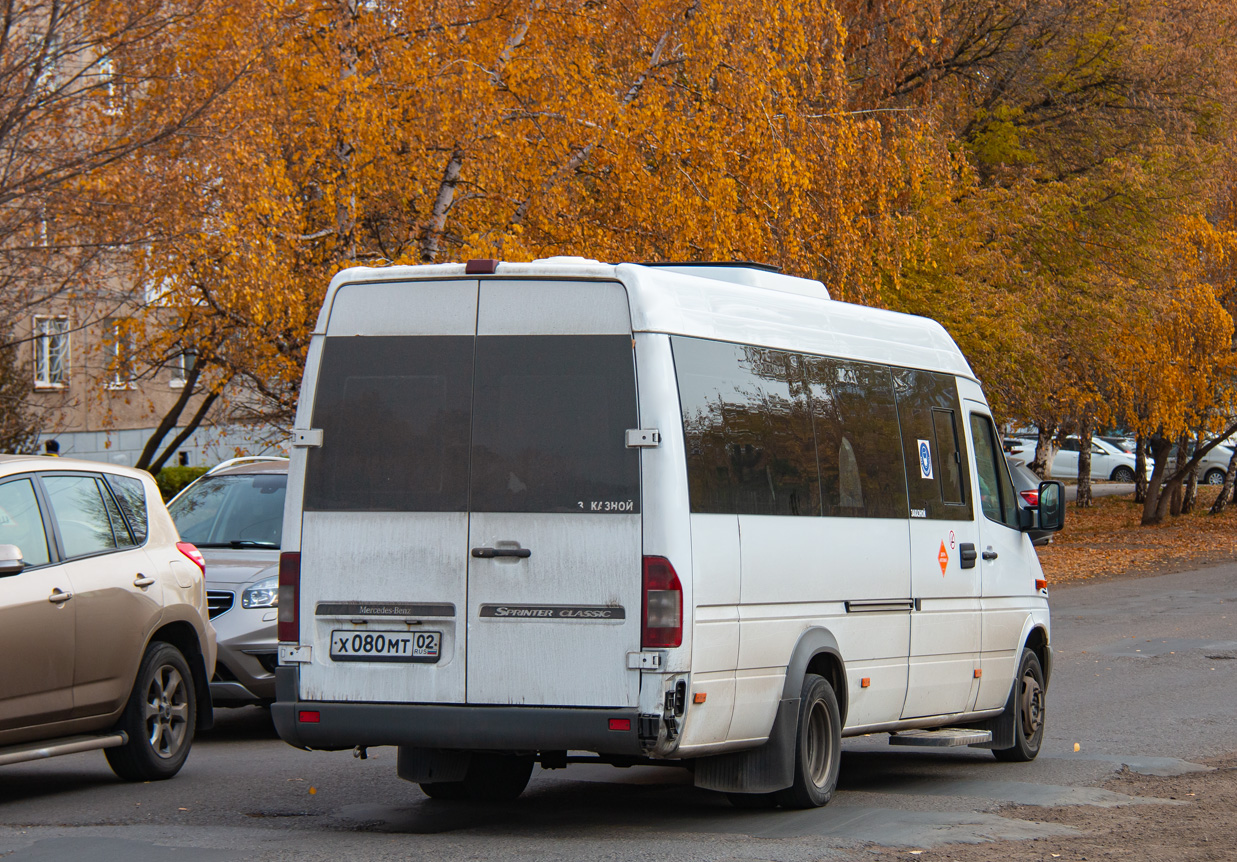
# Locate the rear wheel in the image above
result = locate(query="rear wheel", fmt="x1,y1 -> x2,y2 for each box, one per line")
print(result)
105,642 -> 197,781
992,648 -> 1046,762
420,754 -> 534,802
1205,468 -> 1226,486
1110,465 -> 1135,483
774,673 -> 841,809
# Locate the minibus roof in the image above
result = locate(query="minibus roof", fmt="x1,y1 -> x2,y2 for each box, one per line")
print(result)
318,260 -> 976,381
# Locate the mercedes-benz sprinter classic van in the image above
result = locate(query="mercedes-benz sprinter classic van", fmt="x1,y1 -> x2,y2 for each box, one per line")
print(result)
272,259 -> 1064,808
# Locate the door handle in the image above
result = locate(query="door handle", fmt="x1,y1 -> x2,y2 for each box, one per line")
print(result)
134,574 -> 156,588
471,547 -> 531,559
982,549 -> 999,561
48,589 -> 73,604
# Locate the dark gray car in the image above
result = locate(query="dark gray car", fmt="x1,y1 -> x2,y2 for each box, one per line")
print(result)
167,457 -> 287,706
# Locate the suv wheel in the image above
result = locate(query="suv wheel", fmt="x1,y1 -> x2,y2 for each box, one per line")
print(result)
106,642 -> 197,781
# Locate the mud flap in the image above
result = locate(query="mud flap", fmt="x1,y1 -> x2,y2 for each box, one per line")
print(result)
692,697 -> 798,793
963,683 -> 1017,750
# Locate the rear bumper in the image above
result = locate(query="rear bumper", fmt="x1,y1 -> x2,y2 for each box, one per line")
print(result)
272,668 -> 642,755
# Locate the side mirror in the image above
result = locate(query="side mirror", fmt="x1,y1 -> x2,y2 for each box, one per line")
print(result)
1037,481 -> 1065,532
0,544 -> 25,576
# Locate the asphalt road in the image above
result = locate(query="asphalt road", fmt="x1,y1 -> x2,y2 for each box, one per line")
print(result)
1,564 -> 1234,862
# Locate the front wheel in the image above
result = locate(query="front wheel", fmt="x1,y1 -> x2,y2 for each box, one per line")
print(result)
774,673 -> 842,809
1204,468 -> 1226,486
105,642 -> 197,781
992,648 -> 1046,763
1110,465 -> 1135,483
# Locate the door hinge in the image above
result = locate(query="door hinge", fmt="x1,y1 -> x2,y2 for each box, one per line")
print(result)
625,429 -> 660,448
292,428 -> 323,448
279,645 -> 312,663
627,650 -> 663,670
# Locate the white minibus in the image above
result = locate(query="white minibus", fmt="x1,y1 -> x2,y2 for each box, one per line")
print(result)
272,258 -> 1064,808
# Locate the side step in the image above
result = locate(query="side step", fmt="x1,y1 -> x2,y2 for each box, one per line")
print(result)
888,728 -> 993,747
0,733 -> 127,767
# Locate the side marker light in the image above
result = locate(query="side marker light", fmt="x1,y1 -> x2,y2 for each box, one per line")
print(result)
974,669 -> 983,678
860,677 -> 871,688
693,692 -> 707,704
1036,579 -> 1048,591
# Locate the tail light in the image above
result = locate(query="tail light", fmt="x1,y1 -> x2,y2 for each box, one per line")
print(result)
1020,489 -> 1039,506
642,556 -> 682,648
177,542 -> 206,575
278,552 -> 300,643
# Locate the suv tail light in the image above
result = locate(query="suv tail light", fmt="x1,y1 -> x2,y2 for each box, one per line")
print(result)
1019,489 -> 1039,506
278,552 -> 300,643
642,556 -> 682,648
177,542 -> 206,575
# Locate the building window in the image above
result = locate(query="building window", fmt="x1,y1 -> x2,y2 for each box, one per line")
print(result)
105,319 -> 135,390
169,350 -> 195,388
33,316 -> 69,388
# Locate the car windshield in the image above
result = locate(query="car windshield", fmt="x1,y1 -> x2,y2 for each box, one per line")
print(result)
168,473 -> 286,548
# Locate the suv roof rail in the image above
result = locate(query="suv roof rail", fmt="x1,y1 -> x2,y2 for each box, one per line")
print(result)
206,455 -> 289,475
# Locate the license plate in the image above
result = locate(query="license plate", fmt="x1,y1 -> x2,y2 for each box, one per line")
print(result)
329,630 -> 440,663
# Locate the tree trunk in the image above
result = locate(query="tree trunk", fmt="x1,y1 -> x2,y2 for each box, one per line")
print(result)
1180,432 -> 1200,515
135,361 -> 206,471
1075,418 -> 1094,508
1029,423 -> 1057,479
1209,445 -> 1237,514
1140,435 -> 1174,525
1134,435 -> 1149,503
1169,434 -> 1189,516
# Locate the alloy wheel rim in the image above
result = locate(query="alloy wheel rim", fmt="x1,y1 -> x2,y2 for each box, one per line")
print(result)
142,665 -> 190,759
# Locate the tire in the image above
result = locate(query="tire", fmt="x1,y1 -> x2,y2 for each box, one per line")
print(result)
419,781 -> 469,800
105,642 -> 197,781
992,648 -> 1046,763
727,791 -> 779,809
774,673 -> 842,809
1110,466 -> 1135,483
422,754 -> 534,802
1205,469 -> 1225,486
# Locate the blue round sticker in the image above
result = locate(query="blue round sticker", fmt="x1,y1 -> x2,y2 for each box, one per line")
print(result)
919,440 -> 932,476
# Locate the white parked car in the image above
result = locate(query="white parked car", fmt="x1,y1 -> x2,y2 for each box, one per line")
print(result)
1006,437 -> 1141,482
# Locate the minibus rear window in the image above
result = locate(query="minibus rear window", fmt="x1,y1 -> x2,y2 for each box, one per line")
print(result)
469,335 -> 639,514
304,336 -> 473,512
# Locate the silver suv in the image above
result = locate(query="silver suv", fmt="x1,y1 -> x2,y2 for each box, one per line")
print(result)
168,457 -> 286,706
0,455 -> 215,780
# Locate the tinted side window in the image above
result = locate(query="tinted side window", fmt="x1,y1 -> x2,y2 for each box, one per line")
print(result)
804,357 -> 908,518
970,414 -> 1019,528
305,336 -> 473,512
892,370 -> 972,520
674,337 -> 820,516
105,475 -> 148,542
0,478 -> 51,567
470,335 -> 639,514
931,409 -> 965,505
42,475 -> 118,558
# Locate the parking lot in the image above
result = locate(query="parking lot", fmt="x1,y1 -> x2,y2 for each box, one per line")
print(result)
2,563 -> 1233,862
